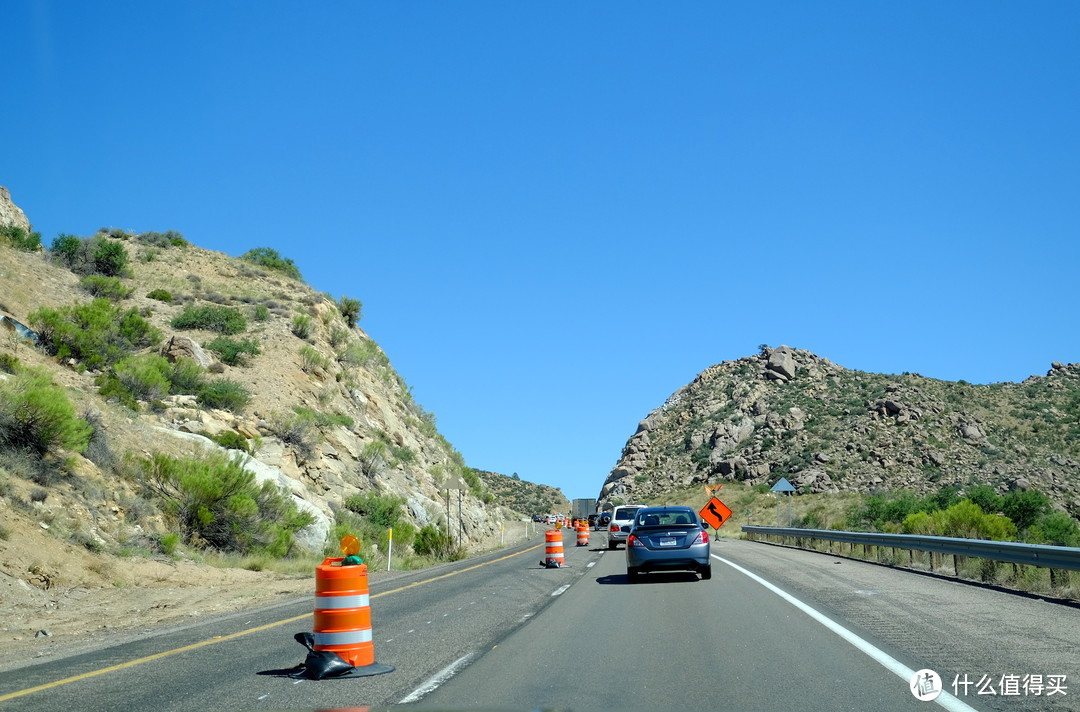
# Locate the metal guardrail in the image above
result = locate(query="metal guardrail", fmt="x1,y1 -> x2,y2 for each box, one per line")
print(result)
742,526 -> 1080,572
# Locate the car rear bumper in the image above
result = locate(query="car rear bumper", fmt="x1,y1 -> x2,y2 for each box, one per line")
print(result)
626,544 -> 711,571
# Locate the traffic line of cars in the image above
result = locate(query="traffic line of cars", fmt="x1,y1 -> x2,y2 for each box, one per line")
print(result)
603,503 -> 712,581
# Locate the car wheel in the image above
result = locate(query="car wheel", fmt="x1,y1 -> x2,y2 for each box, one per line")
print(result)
627,567 -> 639,581
607,541 -> 616,550
700,565 -> 712,580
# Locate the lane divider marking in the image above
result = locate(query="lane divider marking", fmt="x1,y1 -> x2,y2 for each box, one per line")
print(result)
0,543 -> 544,704
551,585 -> 570,597
712,554 -> 977,712
398,651 -> 477,704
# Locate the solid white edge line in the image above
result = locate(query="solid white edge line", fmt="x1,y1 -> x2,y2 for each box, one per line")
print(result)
398,651 -> 478,704
712,554 -> 977,712
551,584 -> 571,597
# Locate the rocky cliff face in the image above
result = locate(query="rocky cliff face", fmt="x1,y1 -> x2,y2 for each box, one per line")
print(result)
0,186 -> 32,233
0,192 -> 543,557
599,345 -> 1080,515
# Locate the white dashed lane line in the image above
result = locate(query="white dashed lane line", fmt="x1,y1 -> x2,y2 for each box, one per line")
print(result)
551,585 -> 570,597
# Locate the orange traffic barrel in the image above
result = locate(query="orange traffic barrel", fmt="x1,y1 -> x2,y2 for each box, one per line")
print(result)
313,557 -> 393,676
576,522 -> 589,547
543,528 -> 564,568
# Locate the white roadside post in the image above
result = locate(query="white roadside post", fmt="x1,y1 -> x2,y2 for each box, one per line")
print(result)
387,527 -> 393,572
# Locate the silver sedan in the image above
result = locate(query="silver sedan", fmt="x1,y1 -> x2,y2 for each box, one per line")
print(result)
625,505 -> 712,581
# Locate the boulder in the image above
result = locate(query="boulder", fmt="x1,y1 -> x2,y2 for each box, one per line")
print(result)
767,346 -> 797,380
160,335 -> 213,368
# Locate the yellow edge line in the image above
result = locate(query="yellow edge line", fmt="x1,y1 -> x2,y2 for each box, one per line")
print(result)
0,543 -> 544,703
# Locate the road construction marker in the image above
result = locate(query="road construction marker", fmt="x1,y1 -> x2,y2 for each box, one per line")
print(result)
0,542 -> 543,704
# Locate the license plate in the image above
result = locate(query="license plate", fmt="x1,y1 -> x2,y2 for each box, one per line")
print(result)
659,537 -> 676,547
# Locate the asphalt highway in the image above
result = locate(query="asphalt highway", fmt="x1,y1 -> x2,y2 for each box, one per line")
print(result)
1,529 -> 1076,712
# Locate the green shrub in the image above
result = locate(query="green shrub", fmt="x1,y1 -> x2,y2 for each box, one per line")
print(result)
147,289 -> 173,302
252,304 -> 270,321
337,296 -> 362,326
52,234 -> 133,277
293,405 -> 352,428
1030,512 -> 1080,547
0,353 -> 20,374
291,315 -> 314,340
167,358 -> 205,394
0,224 -> 42,252
413,524 -> 465,560
298,344 -> 329,372
111,354 -> 172,401
343,492 -> 407,529
197,379 -> 251,413
964,485 -> 1002,515
136,230 -> 187,248
30,298 -> 162,370
240,247 -> 303,281
1001,490 -> 1052,531
206,336 -> 261,366
159,532 -> 180,556
0,367 -> 92,457
203,429 -> 252,454
79,275 -> 133,301
901,500 -> 1017,541
49,233 -> 82,265
171,304 -> 247,335
137,451 -> 313,555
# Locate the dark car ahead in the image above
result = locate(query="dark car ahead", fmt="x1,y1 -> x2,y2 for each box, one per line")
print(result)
595,512 -> 611,531
625,505 -> 711,581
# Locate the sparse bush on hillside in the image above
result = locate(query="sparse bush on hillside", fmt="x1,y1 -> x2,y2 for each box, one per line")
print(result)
96,227 -> 132,240
0,367 -> 92,458
206,336 -> 261,367
359,441 -> 387,477
30,298 -> 162,370
111,353 -> 173,402
337,296 -> 362,326
197,378 -> 251,413
292,405 -> 353,429
252,304 -> 270,321
240,247 -> 303,281
202,429 -> 253,454
135,230 -> 187,248
413,523 -> 465,561
79,275 -> 133,301
344,491 -> 407,529
1,224 -> 42,252
135,451 -> 314,556
291,315 -> 314,340
267,411 -> 318,462
171,304 -> 247,335
49,235 -> 132,277
298,344 -> 330,373
0,353 -> 21,374
147,289 -> 173,302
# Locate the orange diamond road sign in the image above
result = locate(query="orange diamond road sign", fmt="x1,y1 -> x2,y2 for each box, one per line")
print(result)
699,497 -> 733,530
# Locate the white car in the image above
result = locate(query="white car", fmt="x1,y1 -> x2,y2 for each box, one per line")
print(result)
606,504 -> 646,549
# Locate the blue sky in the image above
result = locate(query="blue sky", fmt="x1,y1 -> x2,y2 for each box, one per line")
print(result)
6,2 -> 1079,501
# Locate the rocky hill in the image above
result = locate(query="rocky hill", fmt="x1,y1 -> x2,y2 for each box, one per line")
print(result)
599,345 -> 1080,518
474,469 -> 569,516
0,186 -> 531,563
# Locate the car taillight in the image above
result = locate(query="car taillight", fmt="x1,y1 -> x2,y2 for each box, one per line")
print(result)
610,524 -> 619,532
693,530 -> 709,545
627,534 -> 645,547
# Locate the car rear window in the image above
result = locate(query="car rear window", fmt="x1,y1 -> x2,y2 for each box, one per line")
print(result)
612,507 -> 642,521
634,510 -> 697,527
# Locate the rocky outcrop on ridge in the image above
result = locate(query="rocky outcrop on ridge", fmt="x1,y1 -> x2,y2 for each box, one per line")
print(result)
599,345 -> 1080,517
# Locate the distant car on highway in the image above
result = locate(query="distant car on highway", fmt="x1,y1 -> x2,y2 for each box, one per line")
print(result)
606,504 -> 645,549
625,505 -> 711,581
